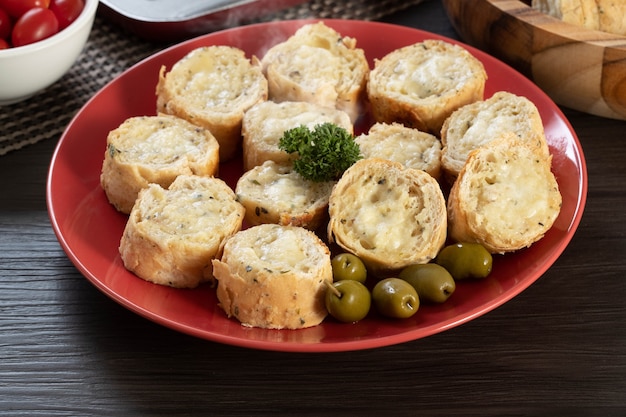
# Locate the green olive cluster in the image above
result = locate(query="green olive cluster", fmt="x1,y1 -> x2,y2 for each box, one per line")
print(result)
325,243 -> 493,323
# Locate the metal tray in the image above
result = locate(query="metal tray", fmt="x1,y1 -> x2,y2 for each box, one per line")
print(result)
99,0 -> 309,41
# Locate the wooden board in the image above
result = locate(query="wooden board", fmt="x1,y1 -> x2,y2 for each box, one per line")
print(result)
442,0 -> 626,120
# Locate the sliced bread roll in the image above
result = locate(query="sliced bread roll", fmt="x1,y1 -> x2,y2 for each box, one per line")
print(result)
532,0 -> 626,35
447,133 -> 562,254
242,100 -> 353,171
532,0 -> 598,30
260,22 -> 369,122
100,114 -> 220,214
119,175 -> 245,289
355,122 -> 442,180
156,46 -> 268,161
212,224 -> 333,329
441,91 -> 549,180
328,158 -> 447,277
367,39 -> 487,135
236,160 -> 335,230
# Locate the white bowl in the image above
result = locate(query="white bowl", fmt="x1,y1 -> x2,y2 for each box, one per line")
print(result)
0,0 -> 99,105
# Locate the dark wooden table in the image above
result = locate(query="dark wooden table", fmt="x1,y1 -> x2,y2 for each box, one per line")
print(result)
1,1 -> 625,415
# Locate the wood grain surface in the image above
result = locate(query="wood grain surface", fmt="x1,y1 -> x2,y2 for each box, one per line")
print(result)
442,0 -> 626,120
1,1 -> 625,415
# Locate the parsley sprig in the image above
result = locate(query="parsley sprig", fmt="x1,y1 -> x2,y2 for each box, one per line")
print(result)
279,123 -> 361,182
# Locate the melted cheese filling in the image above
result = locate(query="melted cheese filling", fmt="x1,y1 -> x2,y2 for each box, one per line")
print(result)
139,185 -> 237,245
471,154 -> 552,231
117,122 -> 206,165
357,132 -> 439,170
170,48 -> 262,109
385,53 -> 470,98
350,183 -> 420,253
448,96 -> 536,158
256,228 -> 308,268
240,162 -> 332,212
273,46 -> 341,89
256,108 -> 349,148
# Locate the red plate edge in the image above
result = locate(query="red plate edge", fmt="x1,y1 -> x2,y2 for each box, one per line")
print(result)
46,19 -> 588,352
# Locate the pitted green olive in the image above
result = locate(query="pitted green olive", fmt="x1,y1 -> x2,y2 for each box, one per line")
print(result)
325,280 -> 371,323
399,263 -> 456,303
331,253 -> 367,283
435,242 -> 492,280
371,278 -> 419,319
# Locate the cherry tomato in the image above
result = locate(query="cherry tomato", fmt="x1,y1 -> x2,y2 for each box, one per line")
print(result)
0,37 -> 9,49
0,7 -> 11,40
11,7 -> 58,47
50,0 -> 83,30
0,0 -> 50,19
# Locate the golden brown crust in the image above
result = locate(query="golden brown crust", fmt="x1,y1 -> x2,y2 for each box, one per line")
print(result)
212,224 -> 332,329
260,22 -> 369,122
367,39 -> 487,136
156,46 -> 268,161
447,133 -> 562,254
235,160 -> 335,230
532,0 -> 626,35
327,158 -> 447,277
100,115 -> 219,214
355,122 -> 442,180
119,175 -> 245,289
440,91 -> 549,181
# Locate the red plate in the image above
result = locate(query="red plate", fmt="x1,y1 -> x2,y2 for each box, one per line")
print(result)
46,19 -> 587,352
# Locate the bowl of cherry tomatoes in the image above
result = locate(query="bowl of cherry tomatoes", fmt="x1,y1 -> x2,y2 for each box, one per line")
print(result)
0,0 -> 97,105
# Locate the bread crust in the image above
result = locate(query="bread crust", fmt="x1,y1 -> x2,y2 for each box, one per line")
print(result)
212,224 -> 332,329
119,175 -> 245,289
242,100 -> 353,171
355,122 -> 442,180
260,22 -> 369,122
367,39 -> 487,136
156,46 -> 268,161
100,115 -> 220,214
441,91 -> 549,181
236,160 -> 335,230
328,158 -> 447,277
532,0 -> 626,35
447,133 -> 562,254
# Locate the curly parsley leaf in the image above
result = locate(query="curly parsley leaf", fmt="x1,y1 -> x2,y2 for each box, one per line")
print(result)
278,123 -> 361,182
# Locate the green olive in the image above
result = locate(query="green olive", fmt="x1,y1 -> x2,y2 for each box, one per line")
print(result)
371,278 -> 419,319
325,280 -> 371,323
331,253 -> 367,283
435,242 -> 493,280
399,263 -> 456,303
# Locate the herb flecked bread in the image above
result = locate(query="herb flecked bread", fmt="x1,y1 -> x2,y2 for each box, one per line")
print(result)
367,39 -> 487,136
532,0 -> 626,36
119,175 -> 245,289
440,91 -> 549,180
235,160 -> 335,230
156,46 -> 268,161
212,224 -> 333,329
355,122 -> 442,180
327,158 -> 447,277
447,133 -> 562,254
260,22 -> 369,122
100,115 -> 220,214
241,100 -> 353,171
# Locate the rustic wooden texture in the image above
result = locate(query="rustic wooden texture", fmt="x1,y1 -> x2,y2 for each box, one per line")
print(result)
1,1 -> 626,415
442,0 -> 626,120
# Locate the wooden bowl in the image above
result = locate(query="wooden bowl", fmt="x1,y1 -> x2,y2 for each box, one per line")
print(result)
442,0 -> 626,120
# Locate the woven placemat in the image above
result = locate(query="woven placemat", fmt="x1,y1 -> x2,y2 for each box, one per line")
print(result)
0,0 -> 425,155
